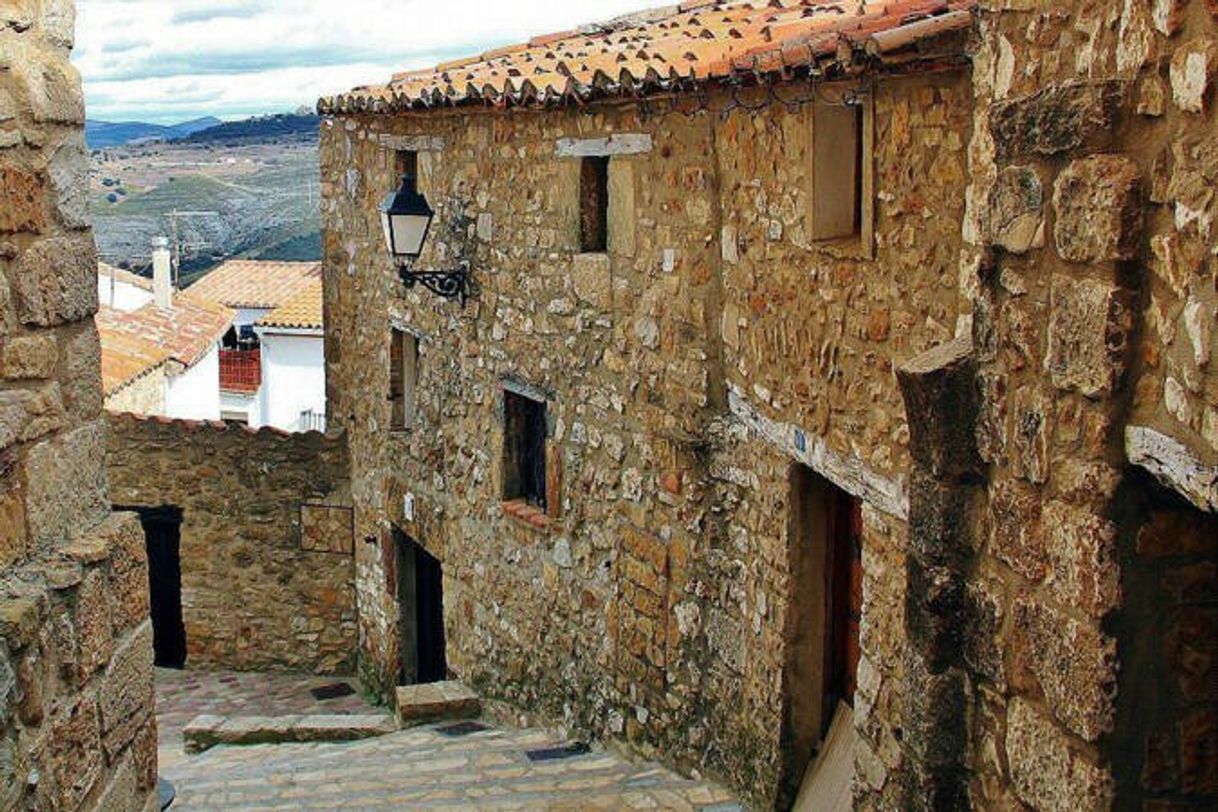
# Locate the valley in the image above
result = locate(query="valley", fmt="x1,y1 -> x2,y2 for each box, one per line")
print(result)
90,122 -> 320,284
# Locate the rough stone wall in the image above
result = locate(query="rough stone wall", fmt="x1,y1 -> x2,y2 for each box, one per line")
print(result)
1,2 -> 158,809
936,1 -> 1218,810
321,67 -> 972,807
105,413 -> 357,674
103,371 -> 165,418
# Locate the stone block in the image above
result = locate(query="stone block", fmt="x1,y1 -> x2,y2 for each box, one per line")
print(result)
41,0 -> 76,49
1046,276 -> 1133,397
1005,698 -> 1114,811
75,567 -> 114,681
11,233 -> 98,326
1009,384 -> 1050,484
23,419 -> 108,546
48,695 -> 103,812
607,160 -> 636,257
0,385 -> 64,451
93,755 -> 140,812
301,504 -> 355,554
10,43 -> 85,125
49,133 -> 90,229
988,165 -> 1044,254
1153,0 -> 1187,34
1052,155 -> 1142,263
396,680 -> 480,724
990,479 -> 1045,581
0,474 -> 28,570
990,80 -> 1124,159
0,641 -> 14,721
571,252 -> 611,309
1170,39 -> 1216,114
896,335 -> 982,479
0,332 -> 58,380
130,717 -> 158,792
99,621 -> 153,759
103,514 -> 150,635
1,0 -> 35,30
15,648 -> 43,725
0,167 -> 45,234
290,713 -> 397,742
1012,599 -> 1116,742
56,322 -> 102,423
1042,502 -> 1119,618
0,594 -> 44,650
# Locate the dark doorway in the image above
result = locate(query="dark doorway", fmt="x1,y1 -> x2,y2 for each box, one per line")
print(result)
123,506 -> 186,669
779,466 -> 863,807
395,531 -> 447,685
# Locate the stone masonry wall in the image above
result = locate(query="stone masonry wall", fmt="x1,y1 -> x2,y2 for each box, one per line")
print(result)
103,369 -> 165,418
937,1 -> 1218,810
321,65 -> 972,807
1,1 -> 158,810
106,413 -> 357,675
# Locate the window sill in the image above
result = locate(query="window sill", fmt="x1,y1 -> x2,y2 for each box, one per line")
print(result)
501,499 -> 551,531
810,235 -> 874,262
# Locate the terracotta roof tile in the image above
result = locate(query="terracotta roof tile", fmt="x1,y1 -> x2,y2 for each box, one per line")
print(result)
185,260 -> 322,311
255,278 -> 324,331
322,0 -> 974,114
96,295 -> 234,395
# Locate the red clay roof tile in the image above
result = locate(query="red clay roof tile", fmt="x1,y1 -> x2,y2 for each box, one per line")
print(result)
320,0 -> 976,115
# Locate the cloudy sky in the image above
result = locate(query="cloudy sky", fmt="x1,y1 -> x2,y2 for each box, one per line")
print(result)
76,0 -> 651,124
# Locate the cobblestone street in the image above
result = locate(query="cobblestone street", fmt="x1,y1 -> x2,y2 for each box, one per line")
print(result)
156,670 -> 741,810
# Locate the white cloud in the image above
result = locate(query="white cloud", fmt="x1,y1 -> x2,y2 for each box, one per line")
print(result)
76,0 -> 656,123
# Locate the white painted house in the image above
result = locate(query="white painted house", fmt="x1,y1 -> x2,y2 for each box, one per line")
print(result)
98,241 -> 233,419
186,259 -> 326,431
97,263 -> 154,312
255,283 -> 326,432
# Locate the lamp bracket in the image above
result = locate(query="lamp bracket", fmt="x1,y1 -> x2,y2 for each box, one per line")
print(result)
397,261 -> 475,308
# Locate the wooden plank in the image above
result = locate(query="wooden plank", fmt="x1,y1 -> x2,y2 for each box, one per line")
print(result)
793,703 -> 856,812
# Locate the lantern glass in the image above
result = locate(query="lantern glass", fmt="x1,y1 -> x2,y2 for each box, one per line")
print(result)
379,174 -> 434,259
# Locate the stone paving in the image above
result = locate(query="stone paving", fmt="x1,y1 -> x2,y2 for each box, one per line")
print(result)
156,668 -> 370,770
157,670 -> 741,810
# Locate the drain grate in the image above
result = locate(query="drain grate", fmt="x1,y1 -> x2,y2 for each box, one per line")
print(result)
524,742 -> 591,762
437,720 -> 489,737
310,682 -> 356,701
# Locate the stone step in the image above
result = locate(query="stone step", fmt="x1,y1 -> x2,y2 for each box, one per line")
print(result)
395,680 -> 481,725
183,712 -> 397,753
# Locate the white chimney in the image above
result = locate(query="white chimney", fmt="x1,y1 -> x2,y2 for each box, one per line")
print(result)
152,236 -> 173,308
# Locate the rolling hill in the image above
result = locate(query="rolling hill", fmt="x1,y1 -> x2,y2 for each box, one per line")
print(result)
85,117 -> 222,149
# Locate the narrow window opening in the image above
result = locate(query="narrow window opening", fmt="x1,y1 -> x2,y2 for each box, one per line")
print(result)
811,102 -> 864,242
396,149 -> 418,179
389,328 -> 419,430
580,155 -> 609,253
503,390 -> 547,509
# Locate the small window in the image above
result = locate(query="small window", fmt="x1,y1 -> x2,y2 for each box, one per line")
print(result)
580,156 -> 609,252
389,328 -> 419,430
396,149 -> 418,179
503,390 -> 547,509
810,101 -> 865,242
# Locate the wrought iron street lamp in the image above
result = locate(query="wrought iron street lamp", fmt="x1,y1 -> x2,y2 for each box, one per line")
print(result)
379,173 -> 473,307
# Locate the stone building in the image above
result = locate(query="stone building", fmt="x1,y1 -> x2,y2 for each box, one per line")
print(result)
0,0 -> 158,809
319,0 -> 1217,809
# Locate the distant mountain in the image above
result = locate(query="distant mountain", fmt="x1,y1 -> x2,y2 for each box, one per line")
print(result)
86,117 -> 223,149
175,113 -> 319,145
